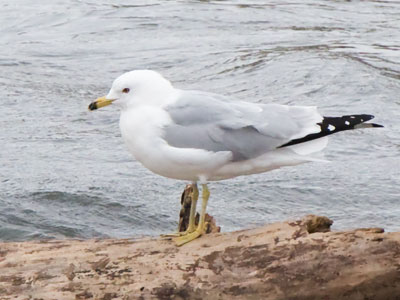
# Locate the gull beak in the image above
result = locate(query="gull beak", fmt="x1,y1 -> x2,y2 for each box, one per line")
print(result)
88,96 -> 115,111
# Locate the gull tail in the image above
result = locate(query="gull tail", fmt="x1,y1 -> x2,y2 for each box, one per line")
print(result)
279,114 -> 384,148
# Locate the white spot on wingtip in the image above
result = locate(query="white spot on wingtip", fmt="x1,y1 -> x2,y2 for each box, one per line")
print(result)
327,124 -> 335,131
345,121 -> 350,125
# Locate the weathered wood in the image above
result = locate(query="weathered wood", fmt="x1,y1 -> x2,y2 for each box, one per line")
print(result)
0,215 -> 399,299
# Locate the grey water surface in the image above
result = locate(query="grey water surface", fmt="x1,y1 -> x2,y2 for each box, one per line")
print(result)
1,0 -> 399,241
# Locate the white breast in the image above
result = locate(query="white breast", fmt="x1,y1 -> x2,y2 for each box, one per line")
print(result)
119,106 -> 170,165
119,106 -> 232,181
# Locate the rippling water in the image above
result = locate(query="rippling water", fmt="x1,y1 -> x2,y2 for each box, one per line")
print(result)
1,0 -> 399,241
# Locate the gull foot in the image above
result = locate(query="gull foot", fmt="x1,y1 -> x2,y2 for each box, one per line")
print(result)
173,229 -> 203,246
161,226 -> 197,238
161,232 -> 184,238
173,222 -> 208,246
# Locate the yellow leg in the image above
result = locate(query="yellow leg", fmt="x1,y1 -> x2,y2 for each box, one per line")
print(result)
174,184 -> 210,246
186,183 -> 198,233
161,184 -> 198,237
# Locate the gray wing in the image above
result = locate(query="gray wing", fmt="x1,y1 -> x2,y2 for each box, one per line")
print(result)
163,90 -> 322,161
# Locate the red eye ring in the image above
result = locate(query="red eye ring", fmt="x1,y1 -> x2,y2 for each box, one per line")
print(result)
122,88 -> 130,93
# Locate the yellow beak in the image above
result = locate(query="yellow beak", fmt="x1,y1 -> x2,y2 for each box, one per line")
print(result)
88,96 -> 114,111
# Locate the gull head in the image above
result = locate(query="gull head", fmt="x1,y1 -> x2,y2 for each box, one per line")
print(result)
89,70 -> 174,111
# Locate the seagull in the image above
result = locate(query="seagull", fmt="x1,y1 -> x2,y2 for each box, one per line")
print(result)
88,70 -> 383,246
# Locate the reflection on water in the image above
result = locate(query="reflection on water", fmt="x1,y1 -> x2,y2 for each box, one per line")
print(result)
0,0 -> 399,241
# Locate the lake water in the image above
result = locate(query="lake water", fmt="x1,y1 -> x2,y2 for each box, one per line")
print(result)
1,0 -> 399,241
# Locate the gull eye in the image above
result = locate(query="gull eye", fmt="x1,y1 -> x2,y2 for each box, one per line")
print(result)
122,88 -> 130,93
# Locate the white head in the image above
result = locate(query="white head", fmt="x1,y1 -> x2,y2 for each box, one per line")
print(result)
89,70 -> 174,111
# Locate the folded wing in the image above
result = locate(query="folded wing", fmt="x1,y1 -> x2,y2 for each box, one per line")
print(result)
163,91 -> 324,161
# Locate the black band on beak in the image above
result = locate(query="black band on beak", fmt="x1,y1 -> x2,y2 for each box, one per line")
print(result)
88,102 -> 98,111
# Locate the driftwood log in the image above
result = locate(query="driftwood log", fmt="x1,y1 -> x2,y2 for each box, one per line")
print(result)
1,213 -> 400,299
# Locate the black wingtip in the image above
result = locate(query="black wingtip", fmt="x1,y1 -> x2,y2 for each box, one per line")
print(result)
342,114 -> 374,122
278,114 -> 383,148
352,115 -> 383,128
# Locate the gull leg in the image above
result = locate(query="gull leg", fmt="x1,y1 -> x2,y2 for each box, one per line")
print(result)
174,184 -> 210,246
186,183 -> 198,233
161,183 -> 198,237
197,184 -> 209,233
